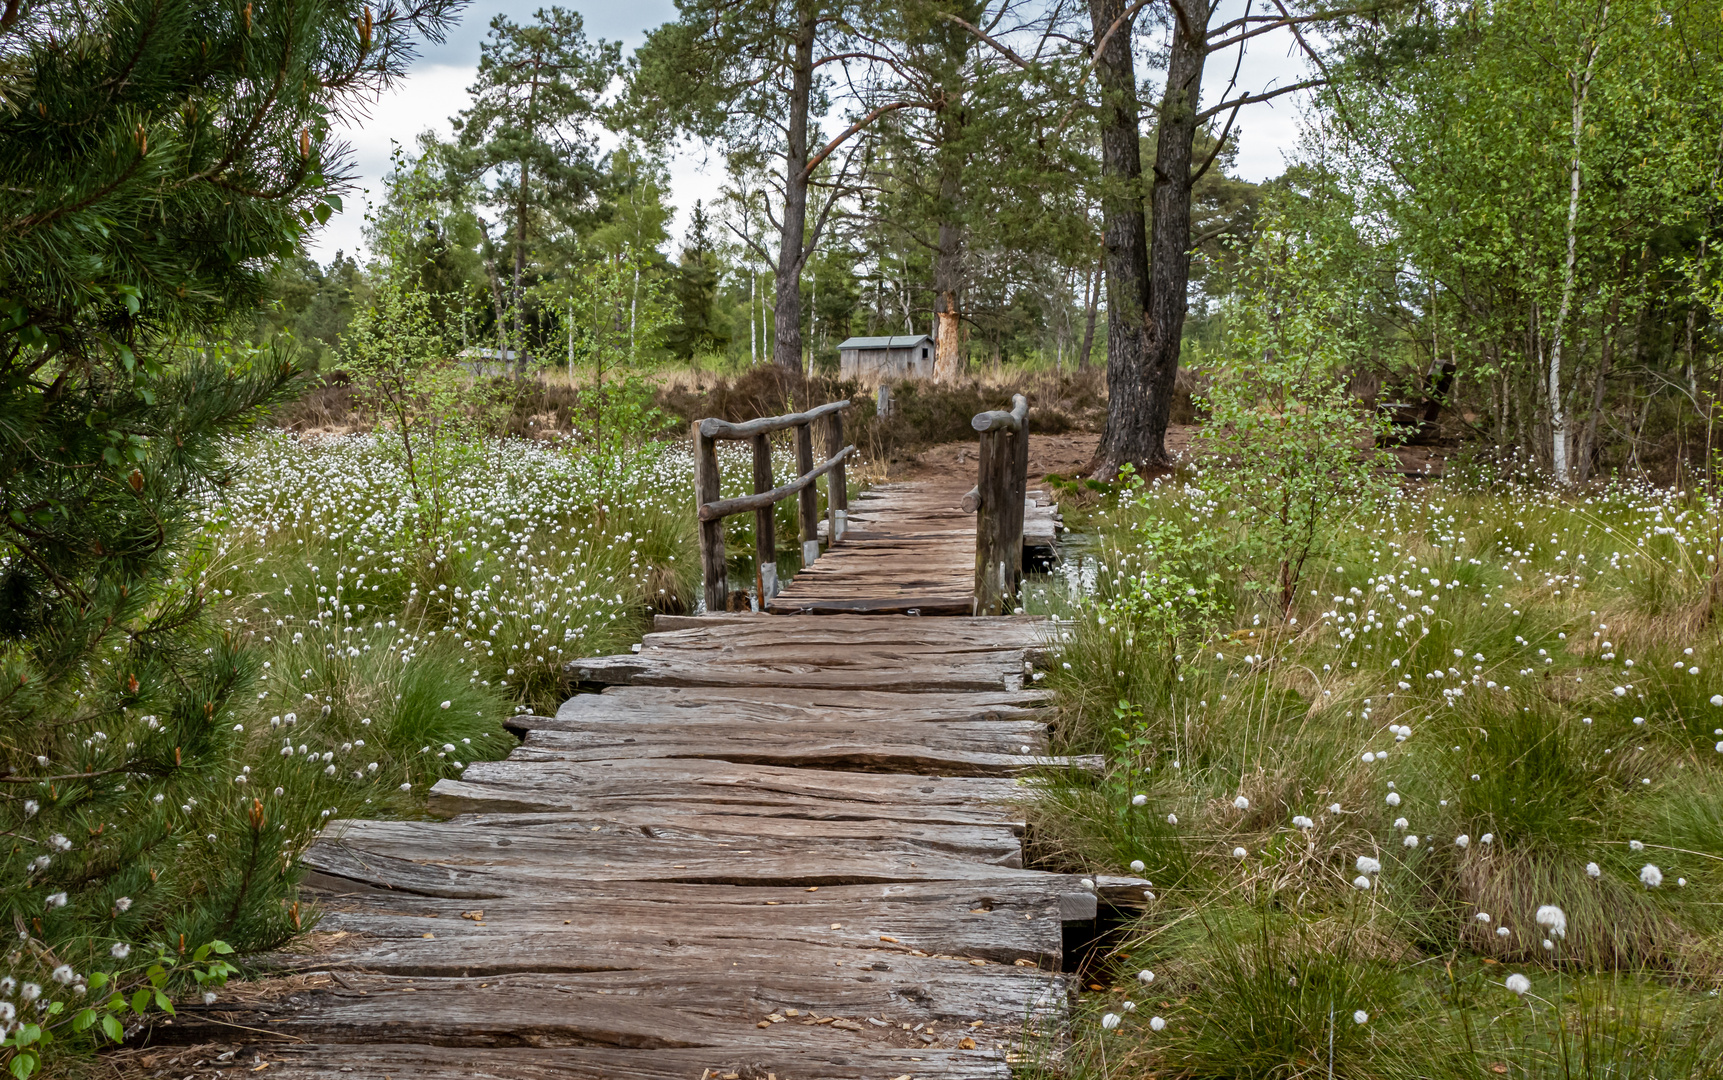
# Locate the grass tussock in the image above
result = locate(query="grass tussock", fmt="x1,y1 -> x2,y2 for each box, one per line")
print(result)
1027,471 -> 1723,1077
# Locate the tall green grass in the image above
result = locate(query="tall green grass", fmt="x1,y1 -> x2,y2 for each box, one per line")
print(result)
1032,475 -> 1723,1075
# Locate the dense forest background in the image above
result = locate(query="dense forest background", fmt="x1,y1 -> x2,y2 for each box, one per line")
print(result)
253,0 -> 1723,483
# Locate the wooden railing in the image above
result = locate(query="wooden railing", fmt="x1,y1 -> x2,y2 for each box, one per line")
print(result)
964,394 -> 1029,616
692,400 -> 855,614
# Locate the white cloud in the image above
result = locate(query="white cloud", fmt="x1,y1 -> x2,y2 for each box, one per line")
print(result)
311,64 -> 473,261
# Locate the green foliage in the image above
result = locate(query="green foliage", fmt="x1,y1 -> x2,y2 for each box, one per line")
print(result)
1034,472 -> 1723,1076
0,938 -> 236,1079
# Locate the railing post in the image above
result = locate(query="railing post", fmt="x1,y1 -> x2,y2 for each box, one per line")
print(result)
973,428 -> 1013,616
825,409 -> 848,542
751,433 -> 778,602
795,419 -> 820,566
1007,407 -> 1029,601
693,422 -> 726,614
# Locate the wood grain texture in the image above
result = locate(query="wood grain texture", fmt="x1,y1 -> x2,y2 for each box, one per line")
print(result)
158,535 -> 1084,1078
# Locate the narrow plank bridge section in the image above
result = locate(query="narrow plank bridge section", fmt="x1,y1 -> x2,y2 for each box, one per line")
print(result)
153,486 -> 1115,1079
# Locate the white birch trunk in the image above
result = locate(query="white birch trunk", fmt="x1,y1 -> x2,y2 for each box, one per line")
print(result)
1549,1 -> 1609,483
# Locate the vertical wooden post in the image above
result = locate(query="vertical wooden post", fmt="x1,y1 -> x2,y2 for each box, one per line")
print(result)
972,429 -> 1014,615
693,422 -> 726,614
751,433 -> 777,601
795,420 -> 819,566
1006,411 -> 1029,603
825,410 -> 848,542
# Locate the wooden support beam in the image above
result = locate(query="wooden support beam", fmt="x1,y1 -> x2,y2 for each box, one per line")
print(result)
693,423 -> 726,614
825,409 -> 849,542
751,433 -> 776,603
971,395 -> 1029,616
795,420 -> 820,566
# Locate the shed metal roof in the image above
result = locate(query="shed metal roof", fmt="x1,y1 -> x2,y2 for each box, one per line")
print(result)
837,335 -> 931,350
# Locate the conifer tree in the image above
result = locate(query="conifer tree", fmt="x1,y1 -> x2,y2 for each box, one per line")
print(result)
0,0 -> 464,994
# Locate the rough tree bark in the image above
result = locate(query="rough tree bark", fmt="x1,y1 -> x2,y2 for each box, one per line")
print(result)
931,112 -> 967,381
1086,0 -> 1154,475
772,2 -> 818,371
1136,0 -> 1211,471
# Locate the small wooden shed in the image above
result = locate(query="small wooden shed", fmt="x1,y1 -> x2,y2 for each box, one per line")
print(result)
837,334 -> 934,380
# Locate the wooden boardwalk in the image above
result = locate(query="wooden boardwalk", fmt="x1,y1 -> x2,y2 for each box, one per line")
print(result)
151,485 -> 1114,1080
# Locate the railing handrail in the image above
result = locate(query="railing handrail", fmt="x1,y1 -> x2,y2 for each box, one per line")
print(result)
698,399 -> 852,441
691,399 -> 853,613
698,445 -> 855,521
971,394 -> 1028,433
968,394 -> 1030,616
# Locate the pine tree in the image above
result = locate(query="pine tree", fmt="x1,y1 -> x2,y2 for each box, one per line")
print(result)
667,203 -> 731,361
0,0 -> 465,1027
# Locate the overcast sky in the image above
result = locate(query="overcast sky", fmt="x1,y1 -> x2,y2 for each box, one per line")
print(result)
309,0 -> 1313,263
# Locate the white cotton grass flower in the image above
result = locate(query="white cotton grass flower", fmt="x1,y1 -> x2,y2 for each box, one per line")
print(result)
1293,815 -> 1315,830
1480,833 -> 1494,845
1138,970 -> 1155,984
1328,803 -> 1343,814
1496,926 -> 1511,938
1402,835 -> 1419,849
1475,912 -> 1492,923
1586,862 -> 1602,878
1535,905 -> 1567,939
1455,834 -> 1470,849
45,892 -> 67,909
439,700 -> 452,710
1640,864 -> 1664,888
1131,794 -> 1148,807
1130,859 -> 1145,873
1232,846 -> 1248,859
1120,1001 -> 1137,1013
1166,813 -> 1178,825
1233,795 -> 1250,810
1353,875 -> 1373,890
1393,817 -> 1409,831
110,942 -> 131,959
1150,1016 -> 1167,1031
1712,694 -> 1723,706
1353,1010 -> 1369,1025
1101,1012 -> 1122,1030
1356,855 -> 1381,875
203,991 -> 218,1005
19,984 -> 40,1004
50,965 -> 74,985
1386,792 -> 1401,807
1505,973 -> 1532,995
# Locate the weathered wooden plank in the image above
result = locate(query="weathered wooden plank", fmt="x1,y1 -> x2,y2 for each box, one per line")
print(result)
425,776 -> 1024,828
189,1041 -> 1017,1080
543,685 -> 1051,728
272,879 -> 1068,973
443,757 -> 1026,814
303,818 -> 1063,890
425,810 -> 1023,854
566,651 -> 1025,693
505,736 -> 1091,779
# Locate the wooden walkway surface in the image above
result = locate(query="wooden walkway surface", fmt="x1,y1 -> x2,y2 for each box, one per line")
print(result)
151,485 -> 1116,1080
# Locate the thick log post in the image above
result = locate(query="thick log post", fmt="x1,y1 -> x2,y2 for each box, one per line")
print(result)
693,423 -> 726,614
970,394 -> 1029,616
1007,408 -> 1029,603
795,420 -> 820,566
751,433 -> 777,602
972,428 -> 1014,615
825,409 -> 849,542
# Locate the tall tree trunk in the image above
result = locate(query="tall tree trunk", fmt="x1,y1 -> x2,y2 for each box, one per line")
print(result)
772,1 -> 817,373
1086,0 -> 1154,476
1137,0 -> 1210,470
513,159 -> 529,371
1548,1 -> 1607,483
1078,252 -> 1101,370
931,76 -> 968,382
